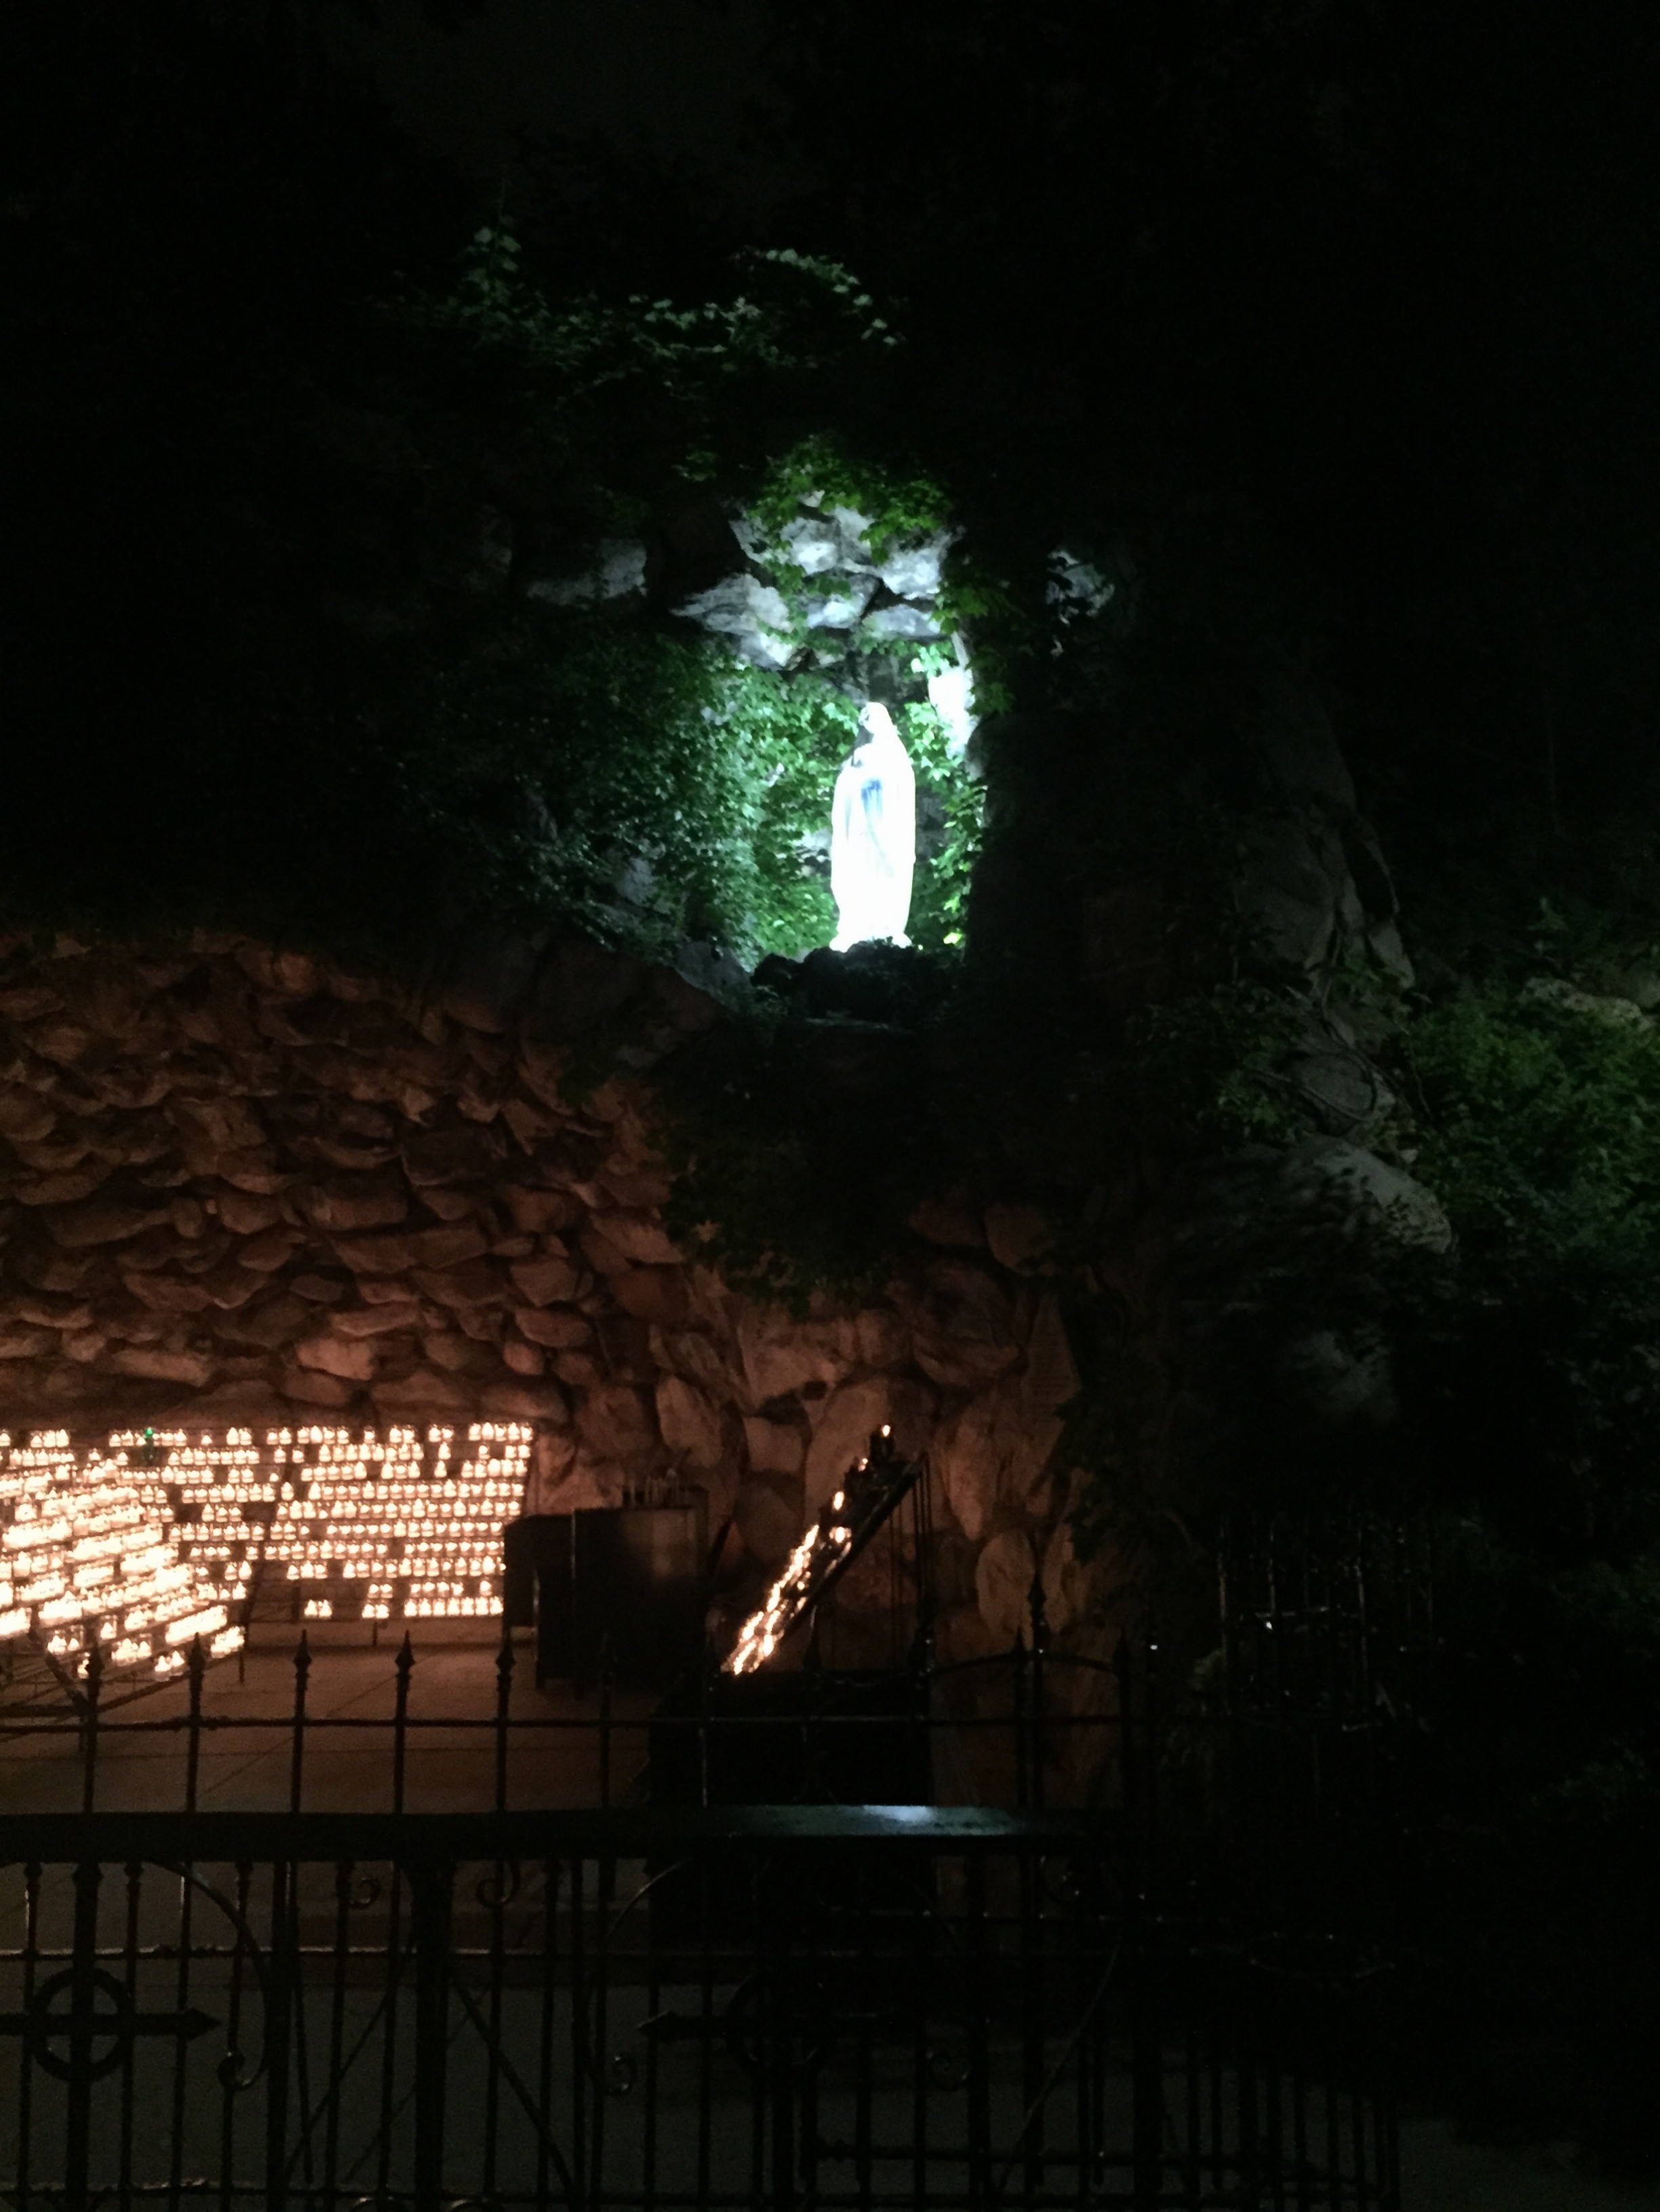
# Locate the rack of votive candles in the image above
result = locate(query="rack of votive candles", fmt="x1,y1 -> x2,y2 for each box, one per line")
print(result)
256,1421 -> 529,1623
1,1428 -> 245,1679
0,1420 -> 535,1678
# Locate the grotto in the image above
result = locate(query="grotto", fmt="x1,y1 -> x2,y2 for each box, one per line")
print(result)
9,4 -> 1660,2199
0,619 -> 1434,1693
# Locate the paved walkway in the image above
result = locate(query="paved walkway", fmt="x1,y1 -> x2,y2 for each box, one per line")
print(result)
0,1634 -> 660,1813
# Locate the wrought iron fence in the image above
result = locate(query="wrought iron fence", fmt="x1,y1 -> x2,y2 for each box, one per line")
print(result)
0,1806 -> 1397,2212
0,1515 -> 1434,1828
0,1518 -> 1427,2208
0,1609 -> 1123,1819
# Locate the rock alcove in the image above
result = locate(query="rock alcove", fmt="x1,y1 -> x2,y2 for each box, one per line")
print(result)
551,483 -> 984,963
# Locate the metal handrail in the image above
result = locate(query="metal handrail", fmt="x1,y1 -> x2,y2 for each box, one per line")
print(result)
0,1803 -> 1110,1864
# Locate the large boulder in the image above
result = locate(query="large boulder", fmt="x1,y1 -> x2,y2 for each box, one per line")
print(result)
1278,1325 -> 1398,1427
907,1264 -> 1021,1390
743,1413 -> 806,1476
1022,1295 -> 1081,1419
975,1527 -> 1038,1645
934,1380 -> 1065,1542
673,574 -> 793,669
737,1304 -> 857,1403
576,1382 -> 660,1466
1236,683 -> 1414,988
656,1373 -> 725,1468
734,1476 -> 802,1566
1280,1139 -> 1452,1256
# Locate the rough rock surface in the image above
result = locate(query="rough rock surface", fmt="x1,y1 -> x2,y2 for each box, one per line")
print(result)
1238,683 -> 1414,988
0,927 -> 1084,1646
675,499 -> 978,757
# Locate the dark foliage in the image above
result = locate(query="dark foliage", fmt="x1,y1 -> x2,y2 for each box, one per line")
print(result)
750,0 -> 1660,912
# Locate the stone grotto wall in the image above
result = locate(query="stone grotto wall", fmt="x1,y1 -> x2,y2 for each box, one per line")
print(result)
0,928 -> 1088,1663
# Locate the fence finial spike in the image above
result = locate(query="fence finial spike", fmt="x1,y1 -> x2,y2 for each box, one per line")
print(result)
1027,1570 -> 1049,1645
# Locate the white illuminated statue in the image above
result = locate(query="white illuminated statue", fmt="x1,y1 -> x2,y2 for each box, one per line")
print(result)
830,703 -> 915,950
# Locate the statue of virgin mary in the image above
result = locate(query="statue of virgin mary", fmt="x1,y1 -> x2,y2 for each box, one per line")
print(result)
830,703 -> 916,950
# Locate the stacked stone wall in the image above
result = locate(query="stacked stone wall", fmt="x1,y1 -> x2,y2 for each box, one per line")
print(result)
0,929 -> 1086,1660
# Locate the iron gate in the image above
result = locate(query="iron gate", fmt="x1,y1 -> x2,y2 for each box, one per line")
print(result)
0,1807 -> 1396,2212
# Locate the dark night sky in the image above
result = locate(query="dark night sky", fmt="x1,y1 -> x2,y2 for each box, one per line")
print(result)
10,0 -> 1660,910
317,0 -> 788,196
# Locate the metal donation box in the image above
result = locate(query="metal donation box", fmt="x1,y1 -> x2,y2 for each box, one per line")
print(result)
502,1501 -> 707,1689
649,1668 -> 931,1807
